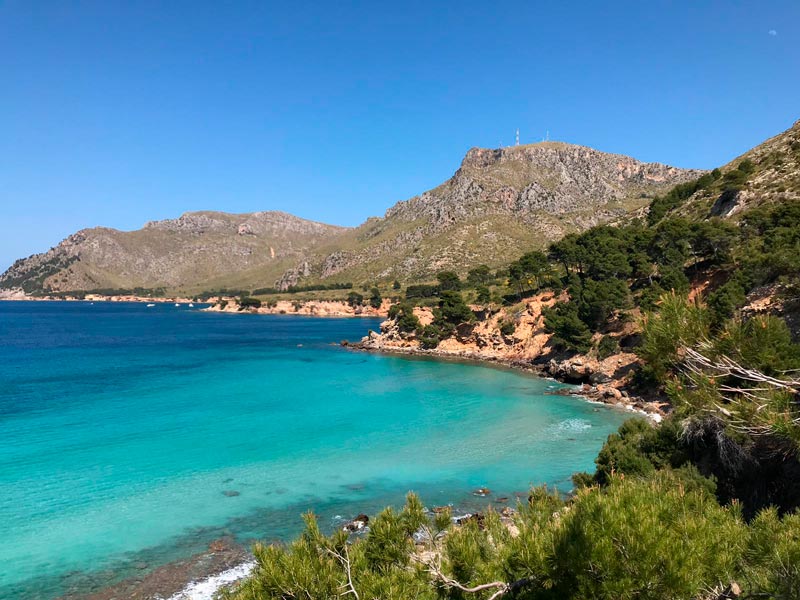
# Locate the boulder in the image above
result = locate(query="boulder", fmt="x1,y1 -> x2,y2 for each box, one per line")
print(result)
343,513 -> 369,532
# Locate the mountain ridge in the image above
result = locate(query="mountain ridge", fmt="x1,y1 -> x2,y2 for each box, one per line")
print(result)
0,140 -> 707,295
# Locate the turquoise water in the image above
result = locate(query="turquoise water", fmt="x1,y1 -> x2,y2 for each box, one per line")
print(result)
0,301 -> 626,598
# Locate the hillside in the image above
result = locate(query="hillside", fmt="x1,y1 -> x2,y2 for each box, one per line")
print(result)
0,143 -> 701,296
651,118 -> 800,222
303,142 -> 702,284
0,211 -> 346,295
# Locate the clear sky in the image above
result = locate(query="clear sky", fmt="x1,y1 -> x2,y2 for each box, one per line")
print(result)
1,1 -> 798,270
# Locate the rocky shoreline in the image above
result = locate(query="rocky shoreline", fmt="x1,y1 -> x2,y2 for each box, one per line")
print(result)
203,298 -> 390,318
0,290 -> 201,304
63,491 -> 524,600
351,341 -> 664,422
58,538 -> 250,600
351,292 -> 668,421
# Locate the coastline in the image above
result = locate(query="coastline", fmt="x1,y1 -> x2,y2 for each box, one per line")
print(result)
351,342 -> 665,423
203,298 -> 390,318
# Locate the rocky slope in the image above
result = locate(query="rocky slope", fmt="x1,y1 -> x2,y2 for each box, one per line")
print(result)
0,211 -> 346,295
681,118 -> 800,219
1,142 -> 701,295
304,143 -> 703,284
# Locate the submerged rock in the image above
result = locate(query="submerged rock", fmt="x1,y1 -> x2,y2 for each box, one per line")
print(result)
222,490 -> 240,497
472,487 -> 491,497
343,513 -> 369,532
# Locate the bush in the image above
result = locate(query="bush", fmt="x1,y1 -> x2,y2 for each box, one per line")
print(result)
238,296 -> 262,309
546,472 -> 745,599
637,292 -> 711,382
596,335 -> 618,359
592,417 -> 690,486
347,291 -> 364,307
499,320 -> 516,336
389,303 -> 420,333
405,284 -> 439,299
436,291 -> 473,325
418,325 -> 441,349
707,279 -> 747,326
543,301 -> 593,353
475,285 -> 491,305
436,270 -> 462,291
369,287 -> 382,309
466,264 -> 493,287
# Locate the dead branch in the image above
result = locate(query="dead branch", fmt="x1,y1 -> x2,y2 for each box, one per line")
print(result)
411,552 -> 534,599
325,545 -> 360,600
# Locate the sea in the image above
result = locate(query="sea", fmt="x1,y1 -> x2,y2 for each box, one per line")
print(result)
0,301 -> 628,598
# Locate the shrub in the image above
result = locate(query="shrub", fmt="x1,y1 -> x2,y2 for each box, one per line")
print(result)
637,292 -> 711,382
499,320 -> 516,336
546,472 -> 746,599
418,325 -> 441,349
436,291 -> 474,325
389,303 -> 420,333
466,264 -> 493,287
475,285 -> 492,305
369,287 -> 382,309
596,335 -> 618,359
347,291 -> 364,307
238,296 -> 262,309
405,284 -> 439,299
436,270 -> 462,291
543,301 -> 593,353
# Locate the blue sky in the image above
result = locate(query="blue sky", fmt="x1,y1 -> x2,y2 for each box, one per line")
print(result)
1,1 -> 798,270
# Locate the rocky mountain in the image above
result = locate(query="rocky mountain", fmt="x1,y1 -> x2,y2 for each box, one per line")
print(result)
301,142 -> 703,284
0,211 -> 346,295
1,141 -> 703,295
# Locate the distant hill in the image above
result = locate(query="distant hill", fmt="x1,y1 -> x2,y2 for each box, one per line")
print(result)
0,211 -> 346,295
1,142 -> 704,296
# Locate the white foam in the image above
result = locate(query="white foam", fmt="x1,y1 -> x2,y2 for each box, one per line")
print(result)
556,418 -> 592,432
164,560 -> 256,600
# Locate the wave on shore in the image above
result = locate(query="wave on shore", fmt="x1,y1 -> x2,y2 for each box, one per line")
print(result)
165,560 -> 256,600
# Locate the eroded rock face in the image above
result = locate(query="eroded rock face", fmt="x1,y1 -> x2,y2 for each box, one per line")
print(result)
275,261 -> 312,291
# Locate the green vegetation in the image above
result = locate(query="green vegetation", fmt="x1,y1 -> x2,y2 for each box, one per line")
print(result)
226,130 -> 800,599
252,282 -> 354,295
388,302 -> 420,333
230,473 -> 799,600
347,291 -> 364,307
369,287 -> 382,309
238,296 -> 262,309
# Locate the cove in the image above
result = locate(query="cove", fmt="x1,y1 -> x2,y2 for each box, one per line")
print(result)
0,301 -> 627,598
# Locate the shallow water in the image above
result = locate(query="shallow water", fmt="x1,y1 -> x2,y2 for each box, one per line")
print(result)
0,301 -> 627,598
